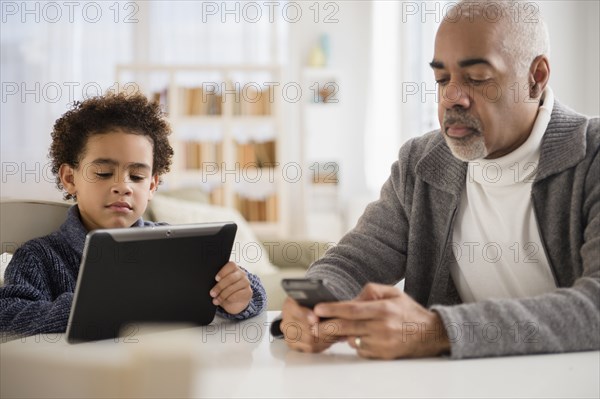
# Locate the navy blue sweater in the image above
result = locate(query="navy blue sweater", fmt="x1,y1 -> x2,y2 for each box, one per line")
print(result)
0,206 -> 266,336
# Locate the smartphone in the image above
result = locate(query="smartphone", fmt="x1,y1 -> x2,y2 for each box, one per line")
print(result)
281,278 -> 339,309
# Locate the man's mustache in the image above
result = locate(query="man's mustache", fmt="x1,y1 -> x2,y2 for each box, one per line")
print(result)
443,110 -> 482,134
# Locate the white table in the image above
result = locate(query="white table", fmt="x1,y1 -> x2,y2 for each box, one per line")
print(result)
1,311 -> 599,398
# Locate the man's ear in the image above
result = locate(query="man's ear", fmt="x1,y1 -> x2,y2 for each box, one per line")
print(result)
59,164 -> 77,197
148,174 -> 160,200
529,55 -> 551,99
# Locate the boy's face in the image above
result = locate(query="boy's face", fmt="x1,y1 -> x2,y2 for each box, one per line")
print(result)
60,131 -> 159,231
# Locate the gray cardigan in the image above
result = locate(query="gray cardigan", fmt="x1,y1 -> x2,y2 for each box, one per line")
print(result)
307,102 -> 600,359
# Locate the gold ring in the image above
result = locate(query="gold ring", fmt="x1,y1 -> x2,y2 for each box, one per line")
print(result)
354,336 -> 362,348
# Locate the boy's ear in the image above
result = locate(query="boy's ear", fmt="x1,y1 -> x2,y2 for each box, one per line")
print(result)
59,164 -> 77,197
148,174 -> 160,199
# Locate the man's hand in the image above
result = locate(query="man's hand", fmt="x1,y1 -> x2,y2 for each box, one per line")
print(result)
210,262 -> 253,315
280,297 -> 342,353
313,283 -> 451,359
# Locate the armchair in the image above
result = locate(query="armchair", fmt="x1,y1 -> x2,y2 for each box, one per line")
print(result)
0,199 -> 71,285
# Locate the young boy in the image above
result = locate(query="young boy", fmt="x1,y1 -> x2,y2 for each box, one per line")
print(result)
0,93 -> 266,336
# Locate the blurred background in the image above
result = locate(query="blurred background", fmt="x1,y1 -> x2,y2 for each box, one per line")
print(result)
1,0 -> 599,242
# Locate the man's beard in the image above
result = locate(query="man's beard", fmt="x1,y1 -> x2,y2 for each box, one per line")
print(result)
442,109 -> 488,162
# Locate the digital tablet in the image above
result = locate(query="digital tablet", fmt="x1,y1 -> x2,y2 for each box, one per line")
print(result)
66,222 -> 237,343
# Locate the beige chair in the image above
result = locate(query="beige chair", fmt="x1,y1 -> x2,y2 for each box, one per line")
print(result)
0,199 -> 71,253
0,199 -> 71,284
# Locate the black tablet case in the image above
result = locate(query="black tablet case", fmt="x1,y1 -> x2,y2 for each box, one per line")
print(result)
67,222 -> 237,343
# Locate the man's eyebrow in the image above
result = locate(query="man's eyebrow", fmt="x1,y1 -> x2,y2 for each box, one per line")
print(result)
90,159 -> 151,170
458,58 -> 493,68
429,58 -> 493,69
429,60 -> 444,69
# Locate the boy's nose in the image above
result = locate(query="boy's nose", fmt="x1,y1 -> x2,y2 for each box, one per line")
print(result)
111,182 -> 132,195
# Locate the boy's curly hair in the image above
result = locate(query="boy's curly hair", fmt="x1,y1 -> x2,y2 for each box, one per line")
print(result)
49,92 -> 174,200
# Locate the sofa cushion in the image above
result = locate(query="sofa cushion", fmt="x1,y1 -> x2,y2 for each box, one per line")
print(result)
155,187 -> 211,203
0,252 -> 13,286
149,195 -> 278,276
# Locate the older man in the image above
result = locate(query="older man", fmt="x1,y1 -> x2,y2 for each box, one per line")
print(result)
280,0 -> 599,359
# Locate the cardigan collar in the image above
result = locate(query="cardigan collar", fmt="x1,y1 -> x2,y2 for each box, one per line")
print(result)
414,134 -> 466,196
535,101 -> 588,181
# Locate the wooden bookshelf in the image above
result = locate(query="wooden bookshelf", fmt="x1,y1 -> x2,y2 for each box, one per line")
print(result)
115,64 -> 287,237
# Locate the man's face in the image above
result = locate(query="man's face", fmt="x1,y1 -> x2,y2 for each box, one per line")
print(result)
62,131 -> 158,231
432,17 -> 536,161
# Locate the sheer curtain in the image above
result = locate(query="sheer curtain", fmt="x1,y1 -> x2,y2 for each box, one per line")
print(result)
1,2 -> 134,199
364,1 -> 442,193
1,1 -> 283,199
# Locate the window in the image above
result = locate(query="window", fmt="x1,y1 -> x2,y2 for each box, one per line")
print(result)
364,1 -> 442,193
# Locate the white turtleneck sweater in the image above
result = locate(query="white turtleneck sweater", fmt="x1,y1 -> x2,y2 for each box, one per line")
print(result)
450,87 -> 557,303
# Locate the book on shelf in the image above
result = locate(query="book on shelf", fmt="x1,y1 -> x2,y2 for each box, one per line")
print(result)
236,140 -> 276,167
233,85 -> 272,116
265,194 -> 278,222
152,89 -> 169,115
235,194 -> 278,223
154,84 -> 275,117
176,87 -> 222,116
184,141 -> 223,169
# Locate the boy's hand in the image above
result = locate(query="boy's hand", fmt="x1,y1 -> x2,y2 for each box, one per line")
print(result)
210,261 -> 253,315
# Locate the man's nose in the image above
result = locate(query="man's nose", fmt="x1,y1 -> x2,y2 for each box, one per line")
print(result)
440,82 -> 471,109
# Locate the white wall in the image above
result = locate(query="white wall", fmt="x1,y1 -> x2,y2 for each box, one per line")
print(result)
285,1 -> 372,237
540,1 -> 600,116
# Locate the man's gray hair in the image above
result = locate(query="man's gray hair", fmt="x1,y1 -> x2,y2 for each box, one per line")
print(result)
446,0 -> 550,74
